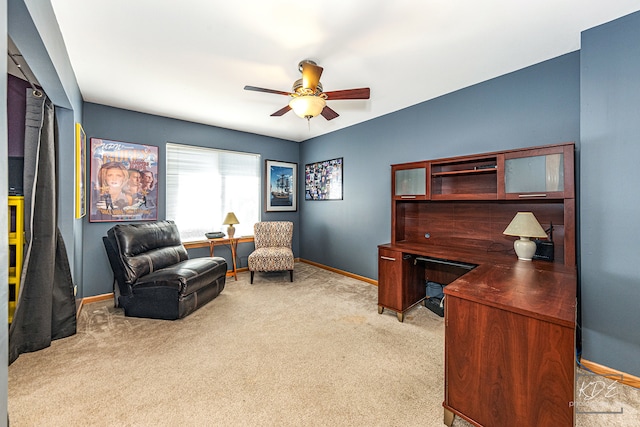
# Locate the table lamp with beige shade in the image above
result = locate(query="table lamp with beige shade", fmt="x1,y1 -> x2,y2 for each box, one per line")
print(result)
503,212 -> 548,261
222,212 -> 239,239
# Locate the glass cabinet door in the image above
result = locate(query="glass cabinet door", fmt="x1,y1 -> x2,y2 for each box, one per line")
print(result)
395,167 -> 426,196
392,162 -> 428,200
505,153 -> 564,196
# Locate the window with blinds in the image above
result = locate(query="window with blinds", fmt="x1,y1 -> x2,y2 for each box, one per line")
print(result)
166,143 -> 260,241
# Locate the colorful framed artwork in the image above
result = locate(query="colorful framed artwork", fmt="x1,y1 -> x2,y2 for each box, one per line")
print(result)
305,157 -> 343,200
89,138 -> 159,222
75,123 -> 86,218
265,159 -> 297,212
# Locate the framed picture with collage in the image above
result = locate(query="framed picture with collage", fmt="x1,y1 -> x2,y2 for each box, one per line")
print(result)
304,157 -> 343,200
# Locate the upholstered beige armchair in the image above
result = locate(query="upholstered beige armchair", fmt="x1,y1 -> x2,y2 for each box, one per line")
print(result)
248,221 -> 294,284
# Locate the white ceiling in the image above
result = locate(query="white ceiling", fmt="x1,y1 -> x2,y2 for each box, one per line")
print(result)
50,0 -> 640,142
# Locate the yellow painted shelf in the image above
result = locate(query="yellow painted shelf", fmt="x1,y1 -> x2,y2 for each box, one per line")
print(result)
8,196 -> 24,324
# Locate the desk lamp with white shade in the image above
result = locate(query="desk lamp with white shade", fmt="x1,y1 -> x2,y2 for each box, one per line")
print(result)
503,212 -> 548,261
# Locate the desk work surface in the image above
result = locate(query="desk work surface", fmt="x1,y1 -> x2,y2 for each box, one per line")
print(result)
379,242 -> 577,327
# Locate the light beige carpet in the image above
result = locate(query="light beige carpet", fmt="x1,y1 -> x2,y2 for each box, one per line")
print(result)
8,262 -> 640,426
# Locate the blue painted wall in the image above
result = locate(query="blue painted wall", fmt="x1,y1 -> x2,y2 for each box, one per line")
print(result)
81,103 -> 300,297
300,52 -> 580,280
580,11 -> 640,377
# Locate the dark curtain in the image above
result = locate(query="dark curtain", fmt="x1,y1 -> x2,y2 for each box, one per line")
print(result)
9,90 -> 77,365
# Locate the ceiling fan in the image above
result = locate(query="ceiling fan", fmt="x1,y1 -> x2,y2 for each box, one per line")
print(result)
244,60 -> 370,121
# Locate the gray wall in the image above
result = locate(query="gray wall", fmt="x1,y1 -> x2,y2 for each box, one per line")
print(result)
300,52 -> 580,281
580,11 -> 640,377
81,103 -> 300,297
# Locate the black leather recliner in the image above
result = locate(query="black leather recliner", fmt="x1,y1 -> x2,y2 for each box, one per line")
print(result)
102,220 -> 227,320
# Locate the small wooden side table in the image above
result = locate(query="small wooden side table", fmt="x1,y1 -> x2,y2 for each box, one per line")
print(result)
207,236 -> 254,281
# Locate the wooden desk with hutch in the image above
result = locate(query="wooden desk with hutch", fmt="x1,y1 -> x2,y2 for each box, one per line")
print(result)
378,143 -> 577,427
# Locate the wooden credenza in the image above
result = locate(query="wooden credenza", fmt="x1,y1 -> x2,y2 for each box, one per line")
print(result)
378,143 -> 577,426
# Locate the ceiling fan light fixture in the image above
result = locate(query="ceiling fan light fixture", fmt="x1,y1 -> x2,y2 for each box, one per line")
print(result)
289,95 -> 326,119
244,59 -> 369,122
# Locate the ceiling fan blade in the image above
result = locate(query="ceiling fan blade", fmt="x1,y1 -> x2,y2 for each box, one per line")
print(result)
270,105 -> 292,117
244,85 -> 292,96
321,106 -> 339,121
301,61 -> 323,92
324,88 -> 370,100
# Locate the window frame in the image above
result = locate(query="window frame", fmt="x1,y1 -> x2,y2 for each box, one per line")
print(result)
165,142 -> 261,242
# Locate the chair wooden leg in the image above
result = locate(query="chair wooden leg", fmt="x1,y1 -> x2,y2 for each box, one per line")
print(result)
250,271 -> 254,284
289,270 -> 293,282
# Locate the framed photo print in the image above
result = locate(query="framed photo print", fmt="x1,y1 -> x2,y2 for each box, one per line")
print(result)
75,123 -> 86,218
305,157 -> 343,200
265,159 -> 297,212
89,138 -> 159,222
